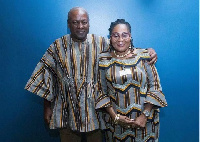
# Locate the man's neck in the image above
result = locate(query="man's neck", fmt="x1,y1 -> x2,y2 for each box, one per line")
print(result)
71,36 -> 87,43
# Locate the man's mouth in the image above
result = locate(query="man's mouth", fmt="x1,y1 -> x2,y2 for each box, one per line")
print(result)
77,31 -> 85,34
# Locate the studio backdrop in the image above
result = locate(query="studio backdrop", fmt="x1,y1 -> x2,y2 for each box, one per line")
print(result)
0,0 -> 198,142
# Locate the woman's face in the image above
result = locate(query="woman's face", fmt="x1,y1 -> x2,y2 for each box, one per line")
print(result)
111,24 -> 131,52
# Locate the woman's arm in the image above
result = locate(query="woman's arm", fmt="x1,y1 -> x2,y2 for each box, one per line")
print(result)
133,103 -> 154,128
105,107 -> 134,126
105,107 -> 116,120
143,61 -> 167,108
131,60 -> 167,128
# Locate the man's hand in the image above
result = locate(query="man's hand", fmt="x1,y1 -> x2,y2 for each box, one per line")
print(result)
147,48 -> 157,64
44,99 -> 52,125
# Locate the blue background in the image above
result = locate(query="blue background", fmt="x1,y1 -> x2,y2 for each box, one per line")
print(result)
0,0 -> 198,142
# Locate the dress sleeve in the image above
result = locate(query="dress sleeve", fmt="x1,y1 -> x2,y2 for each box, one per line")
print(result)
95,68 -> 112,109
144,61 -> 167,107
24,44 -> 57,102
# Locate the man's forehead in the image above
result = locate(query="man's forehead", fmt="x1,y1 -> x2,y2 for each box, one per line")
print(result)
70,15 -> 88,21
69,9 -> 89,20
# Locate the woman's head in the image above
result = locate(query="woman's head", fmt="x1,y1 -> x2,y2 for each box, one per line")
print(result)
109,19 -> 131,36
109,19 -> 134,52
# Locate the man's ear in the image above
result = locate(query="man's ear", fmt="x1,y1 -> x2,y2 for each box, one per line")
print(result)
67,23 -> 70,29
67,19 -> 70,28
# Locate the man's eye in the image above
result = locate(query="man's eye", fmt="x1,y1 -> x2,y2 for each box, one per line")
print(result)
82,21 -> 87,25
72,21 -> 77,24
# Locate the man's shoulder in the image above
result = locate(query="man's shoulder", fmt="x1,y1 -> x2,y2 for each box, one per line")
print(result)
53,34 -> 108,41
47,34 -> 70,50
55,34 -> 70,41
87,34 -> 108,40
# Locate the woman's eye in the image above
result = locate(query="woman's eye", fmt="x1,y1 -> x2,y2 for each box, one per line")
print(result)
113,34 -> 119,37
123,35 -> 128,38
122,33 -> 130,38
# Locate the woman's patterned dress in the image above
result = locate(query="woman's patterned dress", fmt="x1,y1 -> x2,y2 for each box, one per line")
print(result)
96,49 -> 167,142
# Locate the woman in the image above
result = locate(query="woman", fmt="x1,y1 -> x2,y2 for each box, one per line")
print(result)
96,19 -> 167,142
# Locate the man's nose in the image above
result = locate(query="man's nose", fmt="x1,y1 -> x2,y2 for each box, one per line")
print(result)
77,23 -> 83,28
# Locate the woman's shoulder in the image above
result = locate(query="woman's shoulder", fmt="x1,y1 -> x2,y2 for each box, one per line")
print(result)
134,48 -> 149,54
133,48 -> 150,59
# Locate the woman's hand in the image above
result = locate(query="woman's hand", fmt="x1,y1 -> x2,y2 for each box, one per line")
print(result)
131,114 -> 147,128
116,114 -> 147,129
119,115 -> 132,123
117,115 -> 134,128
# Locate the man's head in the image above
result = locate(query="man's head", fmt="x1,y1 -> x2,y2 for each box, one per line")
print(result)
67,7 -> 89,42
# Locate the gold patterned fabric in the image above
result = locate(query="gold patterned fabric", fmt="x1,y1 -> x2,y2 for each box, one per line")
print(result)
96,49 -> 167,142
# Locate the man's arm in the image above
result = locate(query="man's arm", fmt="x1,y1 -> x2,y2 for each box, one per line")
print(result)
147,48 -> 157,64
44,99 -> 52,125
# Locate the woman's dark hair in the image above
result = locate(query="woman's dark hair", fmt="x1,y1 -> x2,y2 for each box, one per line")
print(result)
109,19 -> 134,49
109,19 -> 131,35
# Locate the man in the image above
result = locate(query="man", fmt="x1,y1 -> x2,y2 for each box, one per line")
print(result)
25,7 -> 157,142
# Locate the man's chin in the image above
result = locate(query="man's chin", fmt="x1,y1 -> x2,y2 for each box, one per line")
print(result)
71,34 -> 88,42
76,35 -> 87,41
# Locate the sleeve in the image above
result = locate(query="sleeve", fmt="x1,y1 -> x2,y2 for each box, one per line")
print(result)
100,37 -> 110,52
95,68 -> 112,109
144,61 -> 167,108
24,44 -> 57,102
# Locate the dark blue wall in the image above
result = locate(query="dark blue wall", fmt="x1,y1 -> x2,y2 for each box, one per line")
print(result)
0,0 -> 198,142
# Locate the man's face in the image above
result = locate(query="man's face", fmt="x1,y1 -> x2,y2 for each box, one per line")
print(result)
68,10 -> 89,42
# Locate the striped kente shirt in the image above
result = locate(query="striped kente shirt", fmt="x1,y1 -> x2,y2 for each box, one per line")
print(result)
25,34 -> 110,132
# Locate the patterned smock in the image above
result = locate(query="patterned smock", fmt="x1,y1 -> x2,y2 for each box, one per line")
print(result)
96,49 -> 167,142
25,34 -> 110,132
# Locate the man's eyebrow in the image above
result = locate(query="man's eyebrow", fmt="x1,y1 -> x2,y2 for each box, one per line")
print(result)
72,19 -> 88,21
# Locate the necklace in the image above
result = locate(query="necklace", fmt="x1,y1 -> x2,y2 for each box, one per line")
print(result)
113,50 -> 131,58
